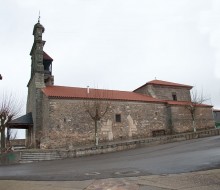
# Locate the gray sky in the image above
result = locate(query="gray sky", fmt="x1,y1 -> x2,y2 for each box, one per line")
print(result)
1,0 -> 220,124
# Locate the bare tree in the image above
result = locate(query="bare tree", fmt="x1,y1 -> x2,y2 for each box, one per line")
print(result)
0,93 -> 21,151
84,88 -> 110,146
185,90 -> 209,132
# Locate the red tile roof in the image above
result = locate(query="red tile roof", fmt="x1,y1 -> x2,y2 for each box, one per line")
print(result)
213,109 -> 220,112
43,51 -> 53,61
134,80 -> 193,91
42,86 -> 166,103
42,86 -> 212,108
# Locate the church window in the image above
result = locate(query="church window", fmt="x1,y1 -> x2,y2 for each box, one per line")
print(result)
115,114 -> 121,122
172,92 -> 177,101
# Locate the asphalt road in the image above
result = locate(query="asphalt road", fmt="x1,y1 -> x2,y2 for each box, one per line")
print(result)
1,136 -> 220,181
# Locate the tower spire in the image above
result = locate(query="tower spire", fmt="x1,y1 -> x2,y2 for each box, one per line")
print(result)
38,11 -> 41,23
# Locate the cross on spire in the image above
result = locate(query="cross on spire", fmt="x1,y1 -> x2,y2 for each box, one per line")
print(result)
38,11 -> 41,23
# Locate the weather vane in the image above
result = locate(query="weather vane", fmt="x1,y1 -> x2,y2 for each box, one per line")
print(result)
38,11 -> 41,23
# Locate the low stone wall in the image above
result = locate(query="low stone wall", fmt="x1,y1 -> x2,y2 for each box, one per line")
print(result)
33,128 -> 220,159
9,128 -> 220,164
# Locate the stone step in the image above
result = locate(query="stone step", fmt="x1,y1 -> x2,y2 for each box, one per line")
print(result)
21,156 -> 61,160
19,152 -> 62,162
21,154 -> 61,157
19,160 -> 34,164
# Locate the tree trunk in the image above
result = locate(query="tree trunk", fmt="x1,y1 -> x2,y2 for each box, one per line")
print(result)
191,111 -> 196,132
1,127 -> 6,150
192,120 -> 196,132
95,120 -> 98,146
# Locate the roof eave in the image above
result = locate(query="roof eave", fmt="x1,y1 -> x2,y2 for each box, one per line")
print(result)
46,95 -> 166,104
134,83 -> 193,92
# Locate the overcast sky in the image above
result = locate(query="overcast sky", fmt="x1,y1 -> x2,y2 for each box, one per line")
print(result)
1,0 -> 220,126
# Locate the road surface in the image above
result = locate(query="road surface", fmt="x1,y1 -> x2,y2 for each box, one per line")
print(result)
1,136 -> 220,181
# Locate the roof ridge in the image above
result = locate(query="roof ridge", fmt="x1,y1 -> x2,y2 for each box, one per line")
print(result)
134,79 -> 193,92
147,79 -> 192,86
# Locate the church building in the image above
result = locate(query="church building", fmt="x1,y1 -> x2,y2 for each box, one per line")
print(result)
9,22 -> 215,149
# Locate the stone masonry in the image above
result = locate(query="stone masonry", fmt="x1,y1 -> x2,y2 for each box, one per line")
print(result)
169,105 -> 214,133
40,98 -> 168,148
26,22 -> 46,147
134,84 -> 191,101
39,96 -> 214,149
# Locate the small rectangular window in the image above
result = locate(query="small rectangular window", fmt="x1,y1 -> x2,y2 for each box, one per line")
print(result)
172,92 -> 177,101
115,114 -> 121,122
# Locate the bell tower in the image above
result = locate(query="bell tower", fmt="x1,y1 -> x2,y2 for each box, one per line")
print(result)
27,19 -> 54,147
29,20 -> 54,86
30,21 -> 45,80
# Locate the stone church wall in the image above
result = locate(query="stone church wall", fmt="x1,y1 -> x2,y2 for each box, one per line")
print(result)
102,101 -> 168,141
26,73 -> 45,147
135,84 -> 191,101
40,98 -> 169,149
170,105 -> 215,133
40,94 -> 50,147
